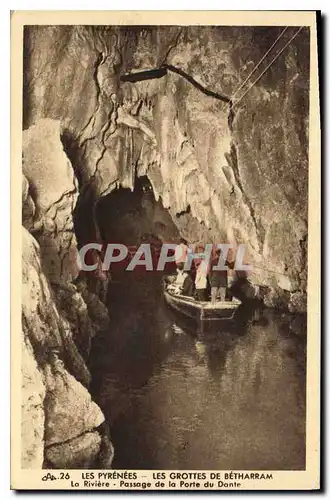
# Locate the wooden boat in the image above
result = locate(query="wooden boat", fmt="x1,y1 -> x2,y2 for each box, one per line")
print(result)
163,276 -> 241,321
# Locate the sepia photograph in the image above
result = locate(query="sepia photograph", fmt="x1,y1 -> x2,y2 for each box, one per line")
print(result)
11,10 -> 320,490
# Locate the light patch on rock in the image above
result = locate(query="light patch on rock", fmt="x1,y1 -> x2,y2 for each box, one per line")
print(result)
43,360 -> 104,447
23,119 -> 77,212
21,333 -> 46,468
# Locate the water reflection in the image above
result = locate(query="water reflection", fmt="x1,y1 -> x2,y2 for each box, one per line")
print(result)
90,277 -> 306,471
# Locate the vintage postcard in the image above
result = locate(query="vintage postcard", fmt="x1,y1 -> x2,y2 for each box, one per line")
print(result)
11,10 -> 320,490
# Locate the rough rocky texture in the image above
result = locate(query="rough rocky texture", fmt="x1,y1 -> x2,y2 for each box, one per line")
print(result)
45,427 -> 114,469
23,119 -> 79,284
21,199 -> 112,467
23,25 -> 309,311
45,431 -> 102,469
43,357 -> 104,447
21,331 -> 46,468
52,282 -> 95,359
22,226 -> 90,387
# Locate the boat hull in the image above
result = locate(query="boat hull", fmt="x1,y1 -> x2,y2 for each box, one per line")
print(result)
163,277 -> 241,322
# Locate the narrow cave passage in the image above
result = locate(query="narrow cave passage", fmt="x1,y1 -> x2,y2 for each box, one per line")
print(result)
87,177 -> 306,471
94,175 -> 181,295
95,176 -> 180,250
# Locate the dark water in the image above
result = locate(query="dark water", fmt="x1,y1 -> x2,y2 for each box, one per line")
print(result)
90,274 -> 306,470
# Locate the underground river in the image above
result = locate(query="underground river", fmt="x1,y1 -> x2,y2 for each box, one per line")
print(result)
89,273 -> 306,470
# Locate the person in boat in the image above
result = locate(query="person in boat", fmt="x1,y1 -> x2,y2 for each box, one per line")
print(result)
225,258 -> 236,300
173,262 -> 186,293
181,270 -> 194,297
194,260 -> 208,301
171,262 -> 194,297
209,249 -> 228,304
175,237 -> 190,268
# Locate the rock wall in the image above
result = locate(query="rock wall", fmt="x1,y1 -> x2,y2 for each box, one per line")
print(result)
23,25 -> 309,311
21,24 -> 309,465
22,122 -> 113,468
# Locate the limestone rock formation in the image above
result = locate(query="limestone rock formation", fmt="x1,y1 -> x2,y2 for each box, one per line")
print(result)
23,26 -> 309,311
21,332 -> 46,468
43,359 -> 104,446
45,431 -> 102,469
21,206 -> 111,467
22,226 -> 90,386
23,119 -> 80,284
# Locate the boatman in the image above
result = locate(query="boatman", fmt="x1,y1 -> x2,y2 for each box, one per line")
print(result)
209,248 -> 228,304
194,260 -> 208,301
175,237 -> 190,268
